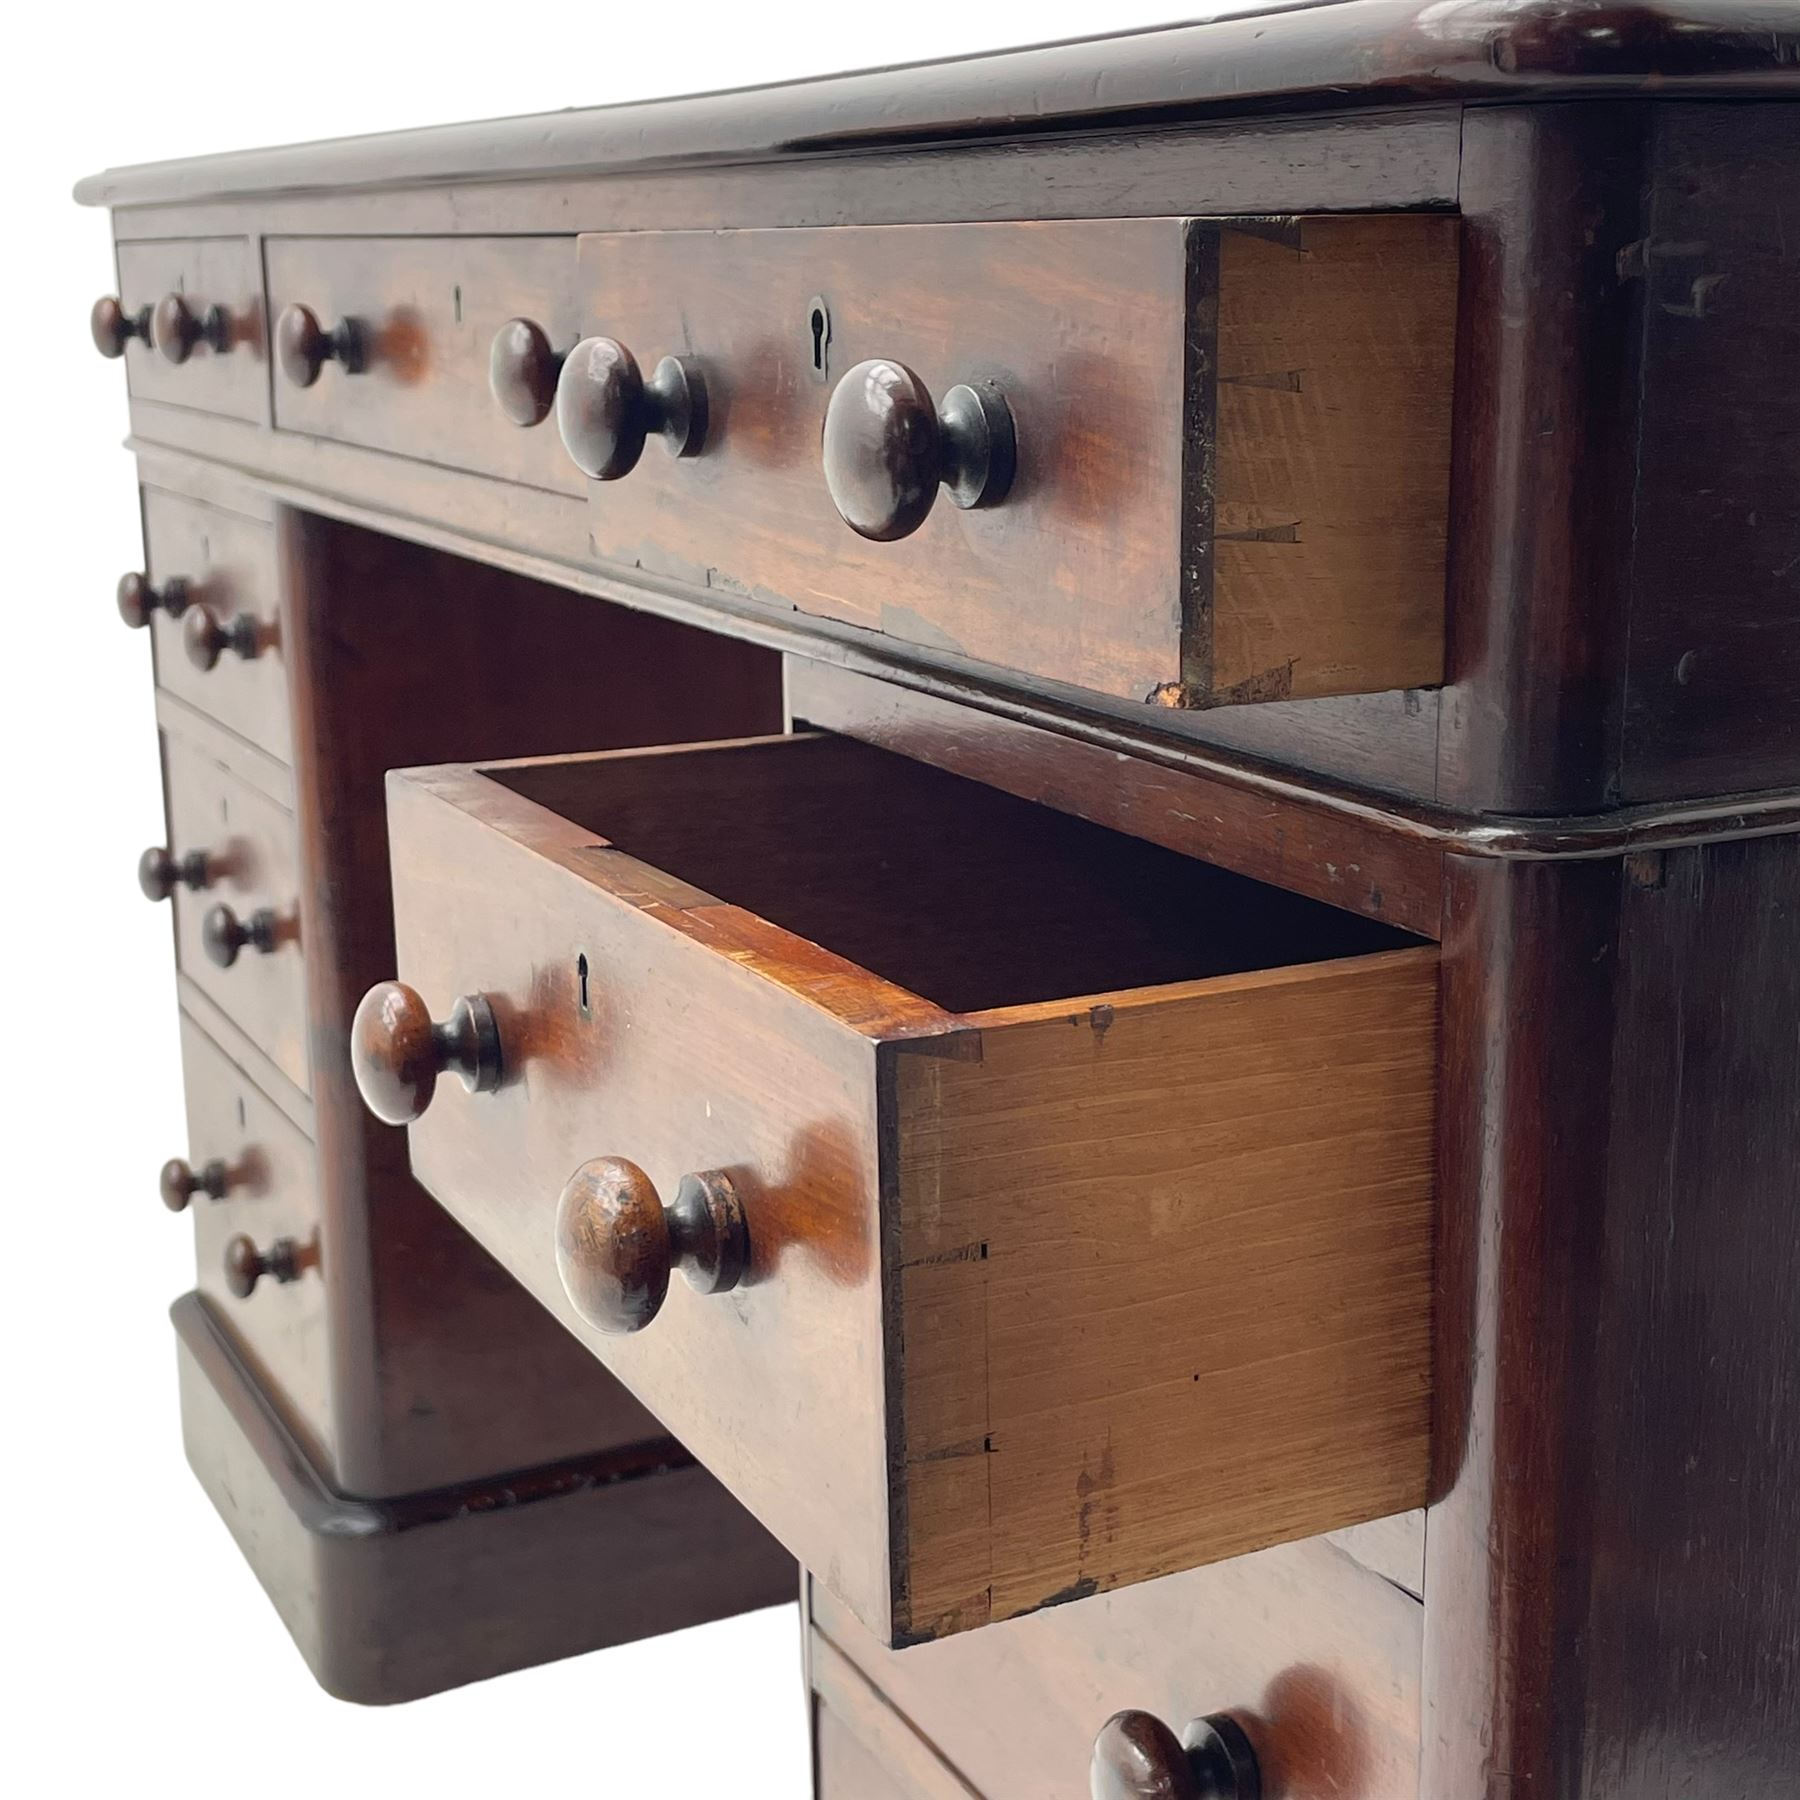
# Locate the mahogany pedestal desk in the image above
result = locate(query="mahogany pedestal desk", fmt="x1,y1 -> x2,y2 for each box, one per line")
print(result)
79,4 -> 1800,1794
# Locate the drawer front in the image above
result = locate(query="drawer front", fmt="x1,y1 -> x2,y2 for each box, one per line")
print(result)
180,1014 -> 331,1470
164,730 -> 309,1095
266,236 -> 584,493
571,216 -> 1457,706
374,733 -> 1436,1646
143,491 -> 290,762
808,1535 -> 1423,1799
116,237 -> 266,423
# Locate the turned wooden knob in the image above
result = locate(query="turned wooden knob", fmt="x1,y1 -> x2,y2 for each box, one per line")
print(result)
275,302 -> 367,388
182,604 -> 261,670
555,1156 -> 749,1335
490,318 -> 566,427
152,293 -> 231,364
223,1234 -> 302,1299
116,571 -> 191,629
1091,1713 -> 1260,1800
822,358 -> 1015,541
160,1156 -> 230,1212
202,903 -> 279,968
91,295 -> 151,358
554,337 -> 708,479
350,981 -> 504,1125
138,845 -> 213,901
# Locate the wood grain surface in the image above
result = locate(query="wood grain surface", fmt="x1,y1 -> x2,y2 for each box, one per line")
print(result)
383,735 -> 1434,1643
810,1530 -> 1423,1798
266,236 -> 585,495
570,215 -> 1454,708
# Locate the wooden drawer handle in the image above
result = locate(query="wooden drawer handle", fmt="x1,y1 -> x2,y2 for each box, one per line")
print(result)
554,336 -> 707,479
201,903 -> 281,968
138,845 -> 213,901
490,318 -> 567,427
160,1156 -> 232,1212
822,358 -> 1015,542
223,1233 -> 303,1299
350,980 -> 504,1125
116,571 -> 192,629
555,1156 -> 748,1335
182,604 -> 263,670
276,302 -> 367,388
1091,1712 -> 1260,1800
152,293 -> 232,364
91,295 -> 151,358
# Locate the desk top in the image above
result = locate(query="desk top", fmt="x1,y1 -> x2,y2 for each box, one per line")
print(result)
74,1 -> 1799,209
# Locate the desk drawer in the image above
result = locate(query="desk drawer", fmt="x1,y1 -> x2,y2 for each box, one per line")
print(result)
569,215 -> 1457,707
115,237 -> 266,423
266,236 -> 584,494
361,733 -> 1436,1645
163,730 -> 309,1095
142,492 -> 289,763
178,1015 -> 330,1470
808,1534 -> 1423,1799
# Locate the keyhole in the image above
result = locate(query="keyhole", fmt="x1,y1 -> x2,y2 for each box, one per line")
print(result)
577,952 -> 590,1015
807,298 -> 830,380
236,1096 -> 248,1130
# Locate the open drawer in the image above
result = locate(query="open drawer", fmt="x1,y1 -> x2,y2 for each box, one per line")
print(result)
356,733 -> 1437,1646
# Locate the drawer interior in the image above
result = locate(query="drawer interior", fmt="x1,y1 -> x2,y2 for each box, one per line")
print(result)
488,734 -> 1416,1015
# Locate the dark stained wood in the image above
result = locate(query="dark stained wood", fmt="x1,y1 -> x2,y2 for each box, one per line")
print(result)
349,981 -> 502,1125
73,3 -> 1797,210
128,425 -> 1449,810
278,511 -> 786,1495
1089,1712 -> 1261,1800
74,11 -> 1800,1774
140,489 -> 290,762
152,291 -> 233,365
1436,103 -> 1651,815
489,316 -> 565,428
786,660 -> 1444,936
1620,103 -> 1800,801
108,109 -> 1464,246
810,1533 -> 1423,1799
161,725 -> 310,1094
1425,836 -> 1800,1798
268,237 -> 584,493
554,1157 -> 749,1335
114,237 -> 265,422
91,294 -> 150,357
173,1290 -> 794,1706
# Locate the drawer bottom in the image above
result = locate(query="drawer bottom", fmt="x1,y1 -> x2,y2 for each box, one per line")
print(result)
173,1293 -> 796,1704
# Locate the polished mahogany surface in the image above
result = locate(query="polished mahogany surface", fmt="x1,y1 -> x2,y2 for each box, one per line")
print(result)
79,4 -> 1800,1791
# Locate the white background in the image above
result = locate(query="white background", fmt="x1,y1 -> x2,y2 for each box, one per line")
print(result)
1,4 -> 1206,1794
